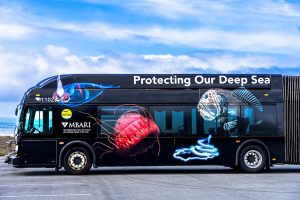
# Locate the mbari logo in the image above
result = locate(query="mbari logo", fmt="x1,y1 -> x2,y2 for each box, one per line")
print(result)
61,122 -> 91,128
62,122 -> 68,128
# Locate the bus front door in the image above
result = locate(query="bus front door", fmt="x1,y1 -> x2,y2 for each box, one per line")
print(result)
22,106 -> 57,166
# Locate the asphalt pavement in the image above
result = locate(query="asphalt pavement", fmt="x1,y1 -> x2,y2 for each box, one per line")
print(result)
0,157 -> 300,200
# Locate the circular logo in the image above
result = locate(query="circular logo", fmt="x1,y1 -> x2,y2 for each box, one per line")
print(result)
61,109 -> 72,119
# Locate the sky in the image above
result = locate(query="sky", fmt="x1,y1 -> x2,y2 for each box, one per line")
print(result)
0,0 -> 300,117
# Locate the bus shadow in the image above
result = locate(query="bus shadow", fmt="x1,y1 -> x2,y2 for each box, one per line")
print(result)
17,166 -> 300,176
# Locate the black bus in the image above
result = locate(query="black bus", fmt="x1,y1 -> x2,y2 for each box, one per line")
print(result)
4,74 -> 300,174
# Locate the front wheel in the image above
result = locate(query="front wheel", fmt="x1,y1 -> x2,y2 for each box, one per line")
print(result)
239,145 -> 267,173
64,147 -> 92,175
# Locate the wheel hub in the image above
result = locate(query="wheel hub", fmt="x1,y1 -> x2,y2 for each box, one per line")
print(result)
74,157 -> 82,165
68,151 -> 87,171
244,150 -> 262,169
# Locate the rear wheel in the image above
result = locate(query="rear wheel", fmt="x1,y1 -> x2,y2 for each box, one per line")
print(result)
64,147 -> 92,175
239,145 -> 267,173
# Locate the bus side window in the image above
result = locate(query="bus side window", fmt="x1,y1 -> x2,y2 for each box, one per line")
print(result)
203,118 -> 221,135
24,109 -> 31,133
150,106 -> 190,137
191,108 -> 197,135
98,106 -> 147,137
243,105 -> 277,135
49,111 -> 53,133
201,105 -> 239,136
33,110 -> 43,133
24,107 -> 53,135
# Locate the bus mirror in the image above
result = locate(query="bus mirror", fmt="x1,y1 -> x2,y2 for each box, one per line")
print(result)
18,122 -> 24,131
15,107 -> 18,116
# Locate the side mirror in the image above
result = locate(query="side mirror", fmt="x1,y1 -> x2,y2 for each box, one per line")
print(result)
15,107 -> 18,116
18,122 -> 24,130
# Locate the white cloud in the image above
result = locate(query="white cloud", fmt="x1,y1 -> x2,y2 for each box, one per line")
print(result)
0,1 -> 300,54
85,0 -> 300,19
0,45 -> 298,102
85,0 -> 230,19
44,45 -> 70,60
37,22 -> 300,54
35,55 -> 49,73
0,24 -> 34,39
258,0 -> 300,17
123,0 -> 202,19
0,44 -> 299,116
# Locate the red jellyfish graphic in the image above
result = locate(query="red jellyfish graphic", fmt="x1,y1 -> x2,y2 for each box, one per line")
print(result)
114,111 -> 160,157
82,105 -> 160,159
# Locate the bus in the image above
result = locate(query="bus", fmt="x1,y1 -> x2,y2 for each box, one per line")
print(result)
4,74 -> 300,174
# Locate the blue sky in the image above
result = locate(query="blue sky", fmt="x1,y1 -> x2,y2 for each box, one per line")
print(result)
0,0 -> 300,117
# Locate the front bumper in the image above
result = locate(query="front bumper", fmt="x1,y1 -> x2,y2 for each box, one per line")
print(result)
4,154 -> 21,167
4,140 -> 21,167
4,154 -> 11,163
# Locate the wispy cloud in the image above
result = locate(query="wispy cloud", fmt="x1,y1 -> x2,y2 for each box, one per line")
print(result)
0,0 -> 300,116
0,24 -> 34,39
85,0 -> 300,19
0,1 -> 300,54
5,20 -> 298,54
0,45 -> 298,102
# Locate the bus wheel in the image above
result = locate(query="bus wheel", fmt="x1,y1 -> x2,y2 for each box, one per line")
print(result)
63,147 -> 92,175
239,145 -> 266,173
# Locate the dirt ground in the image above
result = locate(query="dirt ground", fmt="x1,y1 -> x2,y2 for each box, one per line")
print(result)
0,136 -> 13,156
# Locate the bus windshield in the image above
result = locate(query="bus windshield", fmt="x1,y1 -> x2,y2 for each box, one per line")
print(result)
14,104 -> 23,136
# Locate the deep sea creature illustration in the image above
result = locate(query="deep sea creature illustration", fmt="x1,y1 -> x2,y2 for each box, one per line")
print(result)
52,75 -> 119,107
82,105 -> 160,159
197,88 -> 263,135
114,112 -> 160,156
173,135 -> 219,162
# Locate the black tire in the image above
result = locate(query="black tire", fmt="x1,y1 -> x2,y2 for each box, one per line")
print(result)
63,147 -> 92,175
239,145 -> 267,173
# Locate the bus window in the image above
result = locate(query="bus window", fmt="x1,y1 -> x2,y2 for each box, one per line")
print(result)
150,106 -> 192,137
34,110 -> 43,133
49,111 -> 53,131
24,107 -> 53,135
203,118 -> 220,135
191,108 -> 197,135
98,106 -> 148,137
243,105 -> 277,135
153,110 -> 184,134
202,105 -> 239,136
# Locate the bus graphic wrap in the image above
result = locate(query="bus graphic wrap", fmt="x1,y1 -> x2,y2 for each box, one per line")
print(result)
173,135 -> 219,162
197,88 -> 263,136
6,74 -> 295,174
85,105 -> 161,159
52,76 -> 119,107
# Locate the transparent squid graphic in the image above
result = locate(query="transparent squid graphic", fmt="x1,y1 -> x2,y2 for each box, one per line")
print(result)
81,105 -> 160,159
173,135 -> 219,162
52,75 -> 119,107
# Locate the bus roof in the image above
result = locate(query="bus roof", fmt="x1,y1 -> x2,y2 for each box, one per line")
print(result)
20,74 -> 284,105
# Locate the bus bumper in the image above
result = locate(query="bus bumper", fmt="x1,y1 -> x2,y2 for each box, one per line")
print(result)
4,154 -> 21,167
4,154 -> 11,164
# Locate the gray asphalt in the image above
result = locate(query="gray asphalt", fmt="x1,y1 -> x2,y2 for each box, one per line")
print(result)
0,157 -> 300,200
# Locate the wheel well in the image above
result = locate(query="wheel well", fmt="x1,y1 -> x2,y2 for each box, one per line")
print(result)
58,141 -> 96,168
235,140 -> 271,167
